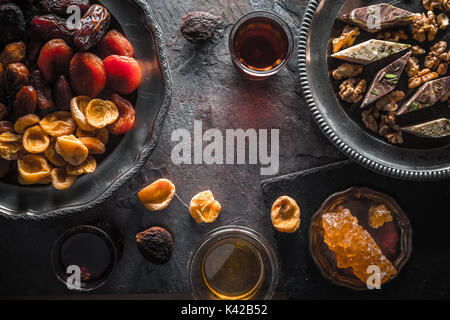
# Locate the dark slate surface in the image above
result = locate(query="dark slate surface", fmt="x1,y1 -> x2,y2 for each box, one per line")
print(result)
0,0 -> 376,298
261,160 -> 450,299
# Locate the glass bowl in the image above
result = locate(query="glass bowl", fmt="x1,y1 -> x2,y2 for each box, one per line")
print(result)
187,226 -> 279,300
309,187 -> 412,290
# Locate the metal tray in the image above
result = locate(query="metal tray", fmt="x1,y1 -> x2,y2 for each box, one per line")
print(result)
0,0 -> 172,219
298,0 -> 450,180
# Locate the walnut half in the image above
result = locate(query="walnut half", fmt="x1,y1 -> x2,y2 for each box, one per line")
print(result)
339,78 -> 366,104
411,11 -> 438,42
332,63 -> 363,80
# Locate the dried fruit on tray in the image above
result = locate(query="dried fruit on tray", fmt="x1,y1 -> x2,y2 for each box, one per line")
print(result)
84,99 -> 119,129
31,70 -> 55,110
271,196 -> 301,233
190,190 -> 221,223
103,55 -> 141,95
73,4 -> 111,51
401,118 -> 450,138
23,125 -> 50,154
55,134 -> 88,166
44,140 -> 66,167
331,39 -> 411,65
107,93 -> 136,135
322,206 -> 397,284
39,111 -> 76,137
369,204 -> 393,229
0,3 -> 26,45
70,96 -> 95,131
17,154 -> 51,183
66,155 -> 96,176
97,30 -> 134,59
138,178 -> 176,211
0,41 -> 26,66
340,3 -> 416,32
40,0 -> 91,16
50,167 -> 77,190
30,14 -> 74,44
38,39 -> 74,83
69,53 -> 106,97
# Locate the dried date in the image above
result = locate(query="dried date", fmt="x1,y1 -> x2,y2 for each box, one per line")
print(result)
13,85 -> 37,117
53,75 -> 72,110
5,63 -> 29,98
0,3 -> 26,45
31,70 -> 54,110
73,4 -> 111,51
39,0 -> 90,16
31,14 -> 74,44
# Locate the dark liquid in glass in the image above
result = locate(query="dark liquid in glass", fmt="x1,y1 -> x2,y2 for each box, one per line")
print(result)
59,231 -> 113,283
232,18 -> 289,71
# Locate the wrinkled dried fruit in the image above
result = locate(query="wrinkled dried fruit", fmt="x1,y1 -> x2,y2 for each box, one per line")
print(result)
138,178 -> 176,211
18,174 -> 51,185
76,127 -> 109,144
190,190 -> 221,223
0,3 -> 26,44
70,95 -> 94,131
0,41 -> 26,66
38,39 -> 73,83
44,139 -> 66,166
39,0 -> 91,16
23,125 -> 50,153
53,75 -> 72,110
369,204 -> 393,229
136,227 -> 174,264
14,114 -> 40,134
31,70 -> 55,110
14,86 -> 37,117
0,157 -> 12,178
85,99 -> 119,128
50,167 -> 77,190
30,14 -> 73,44
0,121 -> 14,134
0,103 -> 8,121
97,29 -> 134,59
180,11 -> 221,43
78,136 -> 105,154
271,196 -> 301,233
39,111 -> 76,137
66,154 -> 96,175
103,55 -> 141,95
107,93 -> 135,135
26,38 -> 43,63
74,4 -> 111,51
70,53 -> 106,97
17,154 -> 51,183
6,63 -> 29,97
0,141 -> 22,160
55,134 -> 88,166
0,132 -> 21,143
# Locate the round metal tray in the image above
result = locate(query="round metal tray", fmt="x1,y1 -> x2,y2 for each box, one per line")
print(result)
0,0 -> 172,219
298,0 -> 450,180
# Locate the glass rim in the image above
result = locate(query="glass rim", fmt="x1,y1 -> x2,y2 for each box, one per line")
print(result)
187,225 -> 279,300
50,224 -> 118,292
228,10 -> 294,79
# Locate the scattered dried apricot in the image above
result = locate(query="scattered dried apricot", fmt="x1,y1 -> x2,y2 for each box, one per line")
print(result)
66,155 -> 96,176
103,55 -> 141,95
14,114 -> 40,134
17,154 -> 51,183
51,167 -> 77,190
55,135 -> 89,166
23,125 -> 50,153
138,178 -> 176,211
39,111 -> 76,137
271,196 -> 300,233
85,99 -> 119,128
189,190 -> 221,223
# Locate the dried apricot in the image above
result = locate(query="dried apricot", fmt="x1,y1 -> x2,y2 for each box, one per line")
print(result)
51,167 -> 77,190
23,125 -> 50,154
0,132 -> 22,143
18,174 -> 51,185
55,135 -> 89,166
97,30 -> 134,59
78,137 -> 105,155
66,155 -> 96,176
39,111 -> 76,137
107,93 -> 135,135
17,154 -> 51,183
76,127 -> 109,144
138,178 -> 176,211
44,140 -> 66,167
13,86 -> 37,118
69,53 -> 106,97
0,141 -> 23,160
103,55 -> 141,95
190,190 -> 221,223
14,114 -> 40,134
38,39 -> 73,83
271,196 -> 300,233
85,99 -> 119,128
0,121 -> 14,134
70,96 -> 95,131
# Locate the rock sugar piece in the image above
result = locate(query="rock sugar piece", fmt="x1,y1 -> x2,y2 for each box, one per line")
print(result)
369,204 -> 393,229
401,118 -> 450,138
340,3 -> 415,33
361,51 -> 410,108
136,227 -> 174,264
331,39 -> 410,65
397,76 -> 450,115
322,207 -> 397,284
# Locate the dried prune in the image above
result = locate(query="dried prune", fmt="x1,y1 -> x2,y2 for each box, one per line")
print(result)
69,53 -> 106,97
38,39 -> 73,83
107,93 -> 135,135
31,14 -> 73,44
39,0 -> 90,16
0,41 -> 26,66
53,75 -> 72,110
103,55 -> 141,95
136,227 -> 174,264
0,102 -> 8,121
31,70 -> 55,110
97,30 -> 134,59
0,157 -> 12,178
74,4 -> 111,51
13,86 -> 37,117
6,62 -> 29,98
180,11 -> 221,43
0,3 -> 26,45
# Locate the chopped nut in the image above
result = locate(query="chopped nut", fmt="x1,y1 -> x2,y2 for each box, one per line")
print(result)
332,25 -> 360,53
339,78 -> 366,103
411,45 -> 426,55
437,12 -> 449,29
362,106 -> 380,133
271,196 -> 300,233
331,63 -> 363,80
406,57 -> 420,77
138,178 -> 176,211
425,41 -> 447,69
408,69 -> 439,88
375,91 -> 405,112
411,11 -> 438,42
376,29 -> 408,42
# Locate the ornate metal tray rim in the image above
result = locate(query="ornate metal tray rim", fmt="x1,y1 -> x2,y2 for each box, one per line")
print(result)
298,0 -> 450,181
0,0 -> 173,220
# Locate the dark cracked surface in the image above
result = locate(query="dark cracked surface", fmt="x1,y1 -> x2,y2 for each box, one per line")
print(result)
0,0 -> 347,298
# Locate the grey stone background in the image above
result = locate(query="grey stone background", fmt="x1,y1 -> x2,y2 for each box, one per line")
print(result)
0,0 -> 348,298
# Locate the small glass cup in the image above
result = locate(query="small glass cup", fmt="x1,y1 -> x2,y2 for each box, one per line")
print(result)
229,11 -> 294,80
187,225 -> 278,300
51,221 -> 123,291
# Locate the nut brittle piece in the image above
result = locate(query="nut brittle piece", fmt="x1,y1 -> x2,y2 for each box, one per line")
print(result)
369,204 -> 393,229
322,207 -> 397,284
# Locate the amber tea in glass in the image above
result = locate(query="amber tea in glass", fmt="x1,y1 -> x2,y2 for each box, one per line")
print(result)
229,11 -> 293,80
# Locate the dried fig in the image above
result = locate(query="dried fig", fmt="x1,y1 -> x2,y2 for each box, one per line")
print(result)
23,125 -> 50,153
39,111 -> 76,137
55,134 -> 88,166
13,86 -> 37,118
138,179 -> 176,211
14,114 -> 40,134
51,167 -> 77,190
180,11 -> 221,43
17,154 -> 51,183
